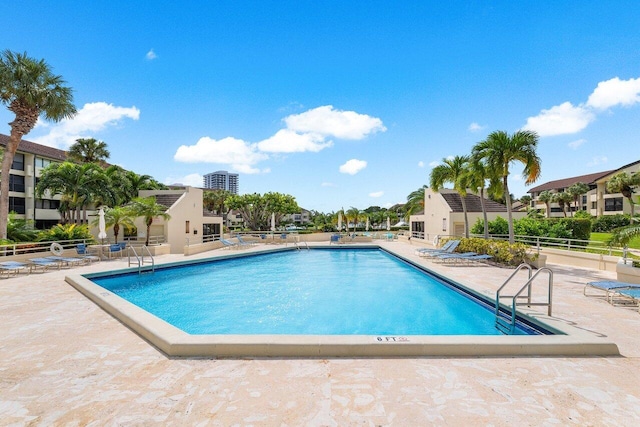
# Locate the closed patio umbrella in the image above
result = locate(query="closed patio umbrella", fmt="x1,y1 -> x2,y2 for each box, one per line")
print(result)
386,216 -> 390,231
337,212 -> 342,231
98,207 -> 107,243
366,217 -> 370,231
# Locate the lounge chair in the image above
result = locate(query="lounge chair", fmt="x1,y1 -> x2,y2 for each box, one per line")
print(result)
219,238 -> 239,250
46,256 -> 86,267
0,261 -> 30,277
617,288 -> 640,313
236,235 -> 257,247
28,257 -> 62,271
76,244 -> 101,263
435,252 -> 493,265
417,240 -> 460,257
584,281 -> 640,303
415,240 -> 458,256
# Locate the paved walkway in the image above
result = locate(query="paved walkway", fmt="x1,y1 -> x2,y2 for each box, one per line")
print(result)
1,242 -> 639,426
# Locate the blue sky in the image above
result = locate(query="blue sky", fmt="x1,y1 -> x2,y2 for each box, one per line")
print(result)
3,1 -> 640,213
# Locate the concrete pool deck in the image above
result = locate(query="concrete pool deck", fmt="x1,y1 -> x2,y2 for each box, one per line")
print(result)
2,241 -> 640,425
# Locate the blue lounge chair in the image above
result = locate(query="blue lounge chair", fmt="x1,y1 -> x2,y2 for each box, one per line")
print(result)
76,244 -> 101,263
29,257 -> 62,271
46,256 -> 86,267
417,240 -> 460,257
0,261 -> 30,277
618,288 -> 640,312
219,238 -> 239,249
435,252 -> 493,265
107,244 -> 123,259
415,240 -> 458,255
584,281 -> 640,303
236,235 -> 256,246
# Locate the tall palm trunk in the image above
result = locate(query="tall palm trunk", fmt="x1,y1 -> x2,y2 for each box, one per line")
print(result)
503,176 -> 514,244
479,188 -> 489,239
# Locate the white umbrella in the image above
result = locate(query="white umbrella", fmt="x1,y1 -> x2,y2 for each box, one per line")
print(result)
386,216 -> 390,231
270,212 -> 276,232
98,207 -> 107,243
337,212 -> 342,231
365,217 -> 370,231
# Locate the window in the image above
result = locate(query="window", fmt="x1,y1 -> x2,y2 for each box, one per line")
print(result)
604,197 -> 623,212
185,220 -> 190,234
35,157 -> 52,168
9,174 -> 25,192
9,197 -> 25,214
11,153 -> 24,171
35,199 -> 60,210
442,218 -> 447,231
582,195 -> 587,205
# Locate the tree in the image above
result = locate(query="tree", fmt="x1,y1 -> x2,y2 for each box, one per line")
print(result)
567,182 -> 590,216
607,172 -> 640,224
94,206 -> 136,244
404,186 -> 426,221
472,130 -> 541,243
203,189 -> 231,214
552,192 -> 573,217
345,207 -> 361,232
466,155 -> 499,239
225,192 -> 299,230
0,50 -> 76,239
430,155 -> 471,238
35,162 -> 108,224
128,196 -> 171,246
520,195 -> 532,205
538,190 -> 553,218
67,138 -> 110,164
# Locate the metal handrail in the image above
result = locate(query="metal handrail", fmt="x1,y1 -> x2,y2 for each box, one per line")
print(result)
128,245 -> 155,274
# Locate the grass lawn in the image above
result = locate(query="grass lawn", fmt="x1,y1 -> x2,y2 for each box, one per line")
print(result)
590,232 -> 640,250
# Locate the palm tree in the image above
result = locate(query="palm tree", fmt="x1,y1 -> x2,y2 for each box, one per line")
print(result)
537,190 -> 553,218
552,192 -> 573,217
346,207 -> 360,232
466,155 -> 499,239
607,172 -> 640,224
67,138 -> 110,164
128,196 -> 171,246
35,162 -> 108,224
472,130 -> 541,243
567,182 -> 590,216
404,186 -> 426,221
0,50 -> 76,239
94,206 -> 136,244
203,189 -> 231,214
430,155 -> 471,238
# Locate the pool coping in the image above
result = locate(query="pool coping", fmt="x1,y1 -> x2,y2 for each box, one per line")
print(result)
65,245 -> 620,358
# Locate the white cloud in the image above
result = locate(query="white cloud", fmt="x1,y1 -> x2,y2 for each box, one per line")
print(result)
174,136 -> 268,174
32,102 -> 140,149
146,49 -> 157,60
321,182 -> 336,187
163,173 -> 203,187
587,156 -> 608,167
369,191 -> 384,198
339,159 -> 367,175
257,129 -> 333,153
522,102 -> 594,137
418,161 -> 424,168
468,122 -> 485,132
568,138 -> 586,149
284,105 -> 386,140
586,77 -> 640,110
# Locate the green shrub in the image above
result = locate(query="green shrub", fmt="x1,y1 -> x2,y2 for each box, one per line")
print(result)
457,237 -> 530,266
592,214 -> 631,232
38,224 -> 94,242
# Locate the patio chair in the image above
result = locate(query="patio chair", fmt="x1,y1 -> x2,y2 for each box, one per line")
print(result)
435,252 -> 493,265
0,261 -> 30,277
46,256 -> 86,267
219,238 -> 239,250
28,257 -> 62,272
584,280 -> 640,303
415,239 -> 458,256
330,234 -> 342,244
76,244 -> 101,263
416,240 -> 460,257
107,244 -> 123,259
236,235 -> 257,247
617,288 -> 640,313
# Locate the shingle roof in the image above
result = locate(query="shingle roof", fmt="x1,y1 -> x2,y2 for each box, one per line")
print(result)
527,170 -> 615,193
441,192 -> 508,213
0,134 -> 68,162
155,194 -> 182,210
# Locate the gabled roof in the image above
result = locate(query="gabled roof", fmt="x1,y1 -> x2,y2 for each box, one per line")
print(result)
441,192 -> 508,213
527,170 -> 614,193
0,134 -> 68,162
155,194 -> 183,210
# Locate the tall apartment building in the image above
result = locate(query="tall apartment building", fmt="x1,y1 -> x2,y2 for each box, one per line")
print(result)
0,134 -> 67,229
203,170 -> 239,194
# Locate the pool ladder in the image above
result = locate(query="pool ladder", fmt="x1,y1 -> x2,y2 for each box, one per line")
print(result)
128,245 -> 155,274
294,241 -> 309,250
494,264 -> 553,334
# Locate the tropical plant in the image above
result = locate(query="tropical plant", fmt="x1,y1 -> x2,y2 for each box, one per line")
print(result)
430,155 -> 471,238
466,155 -> 499,239
345,207 -> 361,232
472,130 -> 541,243
0,50 -> 76,239
225,192 -> 299,230
93,206 -> 135,244
6,212 -> 38,242
203,189 -> 231,214
567,182 -> 590,216
404,186 -> 426,221
606,171 -> 640,224
537,190 -> 553,218
35,162 -> 109,224
551,192 -> 573,217
608,224 -> 640,248
38,223 -> 93,242
128,196 -> 171,246
67,138 -> 110,164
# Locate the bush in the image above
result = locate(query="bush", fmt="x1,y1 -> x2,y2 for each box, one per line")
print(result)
592,214 -> 631,232
457,237 -> 531,266
38,224 -> 94,242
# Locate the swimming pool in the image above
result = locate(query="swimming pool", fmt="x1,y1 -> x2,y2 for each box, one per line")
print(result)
66,245 -> 621,357
90,248 -> 535,336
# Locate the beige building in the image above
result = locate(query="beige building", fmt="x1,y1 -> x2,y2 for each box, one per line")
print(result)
0,134 -> 67,229
409,188 -> 526,242
528,160 -> 640,218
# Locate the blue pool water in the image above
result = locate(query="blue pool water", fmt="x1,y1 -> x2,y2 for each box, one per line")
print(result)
91,249 -> 537,336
